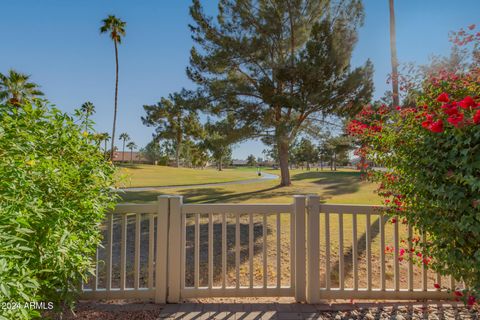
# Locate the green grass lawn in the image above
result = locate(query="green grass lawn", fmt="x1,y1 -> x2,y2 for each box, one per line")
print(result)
116,164 -> 260,188
119,168 -> 382,205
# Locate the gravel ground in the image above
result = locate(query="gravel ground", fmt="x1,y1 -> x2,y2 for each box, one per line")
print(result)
53,299 -> 478,320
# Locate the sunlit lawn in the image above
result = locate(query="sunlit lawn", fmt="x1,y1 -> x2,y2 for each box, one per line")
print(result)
116,164 -> 259,188
119,168 -> 381,205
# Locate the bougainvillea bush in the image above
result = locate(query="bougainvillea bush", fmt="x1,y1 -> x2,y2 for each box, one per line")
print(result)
348,66 -> 480,305
0,101 -> 117,319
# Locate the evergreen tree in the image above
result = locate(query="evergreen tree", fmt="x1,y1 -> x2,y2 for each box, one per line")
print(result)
188,0 -> 373,185
202,114 -> 252,171
142,91 -> 203,167
246,154 -> 257,167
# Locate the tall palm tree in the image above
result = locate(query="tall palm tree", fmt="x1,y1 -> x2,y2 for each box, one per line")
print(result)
119,132 -> 130,162
389,0 -> 400,107
100,15 -> 126,160
80,101 -> 95,132
127,141 -> 137,163
102,132 -> 111,157
0,70 -> 44,105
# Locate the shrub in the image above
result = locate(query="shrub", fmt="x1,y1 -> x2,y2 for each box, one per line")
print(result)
348,82 -> 480,305
0,100 -> 117,319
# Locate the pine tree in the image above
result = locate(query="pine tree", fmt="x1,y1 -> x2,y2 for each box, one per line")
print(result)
188,0 -> 373,185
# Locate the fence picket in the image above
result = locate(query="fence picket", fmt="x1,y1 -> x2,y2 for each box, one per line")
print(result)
380,214 -> 386,291
394,215 -> 400,291
148,214 -> 154,289
208,213 -> 213,289
366,212 -> 372,291
338,213 -> 344,290
276,212 -> 281,289
306,195 -> 320,303
106,213 -> 113,292
236,213 -> 241,289
194,213 -> 200,289
249,213 -> 254,289
134,213 -> 141,290
263,214 -> 267,289
120,213 -> 127,290
352,214 -> 358,290
325,211 -> 331,290
222,213 -> 227,289
408,224 -> 414,291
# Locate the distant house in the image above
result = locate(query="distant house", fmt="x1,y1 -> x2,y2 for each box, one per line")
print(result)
231,159 -> 248,166
112,151 -> 148,163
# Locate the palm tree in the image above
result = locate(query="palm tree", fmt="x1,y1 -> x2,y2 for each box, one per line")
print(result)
127,141 -> 137,163
119,132 -> 130,162
0,70 -> 44,105
389,0 -> 400,107
100,15 -> 126,160
80,101 -> 95,132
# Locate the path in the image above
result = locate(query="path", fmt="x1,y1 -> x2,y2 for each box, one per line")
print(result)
67,301 -> 478,319
122,172 -> 278,192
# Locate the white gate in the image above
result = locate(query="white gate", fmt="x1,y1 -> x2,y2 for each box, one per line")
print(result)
80,195 -> 458,303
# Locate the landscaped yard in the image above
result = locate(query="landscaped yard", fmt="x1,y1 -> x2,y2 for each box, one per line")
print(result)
119,167 -> 381,205
116,164 -> 260,188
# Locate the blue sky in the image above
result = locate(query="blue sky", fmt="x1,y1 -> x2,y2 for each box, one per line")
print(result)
1,0 -> 478,159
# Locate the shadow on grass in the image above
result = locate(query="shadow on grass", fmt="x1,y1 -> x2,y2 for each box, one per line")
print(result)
293,171 -> 362,197
115,163 -> 145,169
118,185 -> 290,204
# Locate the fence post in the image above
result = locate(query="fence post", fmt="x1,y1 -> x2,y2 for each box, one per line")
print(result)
167,195 -> 183,303
306,195 -> 320,304
155,195 -> 170,303
294,195 -> 307,302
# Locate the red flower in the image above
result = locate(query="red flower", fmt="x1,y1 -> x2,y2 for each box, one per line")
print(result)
454,291 -> 463,297
447,113 -> 464,127
473,109 -> 480,124
459,96 -> 476,109
434,283 -> 441,289
429,119 -> 444,132
422,120 -> 431,129
442,105 -> 459,116
467,295 -> 476,306
437,92 -> 450,103
468,24 -> 476,30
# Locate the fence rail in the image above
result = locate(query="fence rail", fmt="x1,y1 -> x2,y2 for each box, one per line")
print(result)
80,195 -> 459,303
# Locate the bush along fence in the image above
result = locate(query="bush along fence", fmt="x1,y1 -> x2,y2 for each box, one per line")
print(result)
80,195 -> 462,303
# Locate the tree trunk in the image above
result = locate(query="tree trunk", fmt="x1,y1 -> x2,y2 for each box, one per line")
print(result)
277,139 -> 291,186
389,0 -> 400,107
333,152 -> 337,171
218,156 -> 223,171
130,149 -> 133,163
122,140 -> 126,162
110,41 -> 119,160
175,147 -> 180,168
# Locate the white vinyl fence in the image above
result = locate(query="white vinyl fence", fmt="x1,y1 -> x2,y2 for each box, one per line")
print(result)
80,195 -> 459,303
